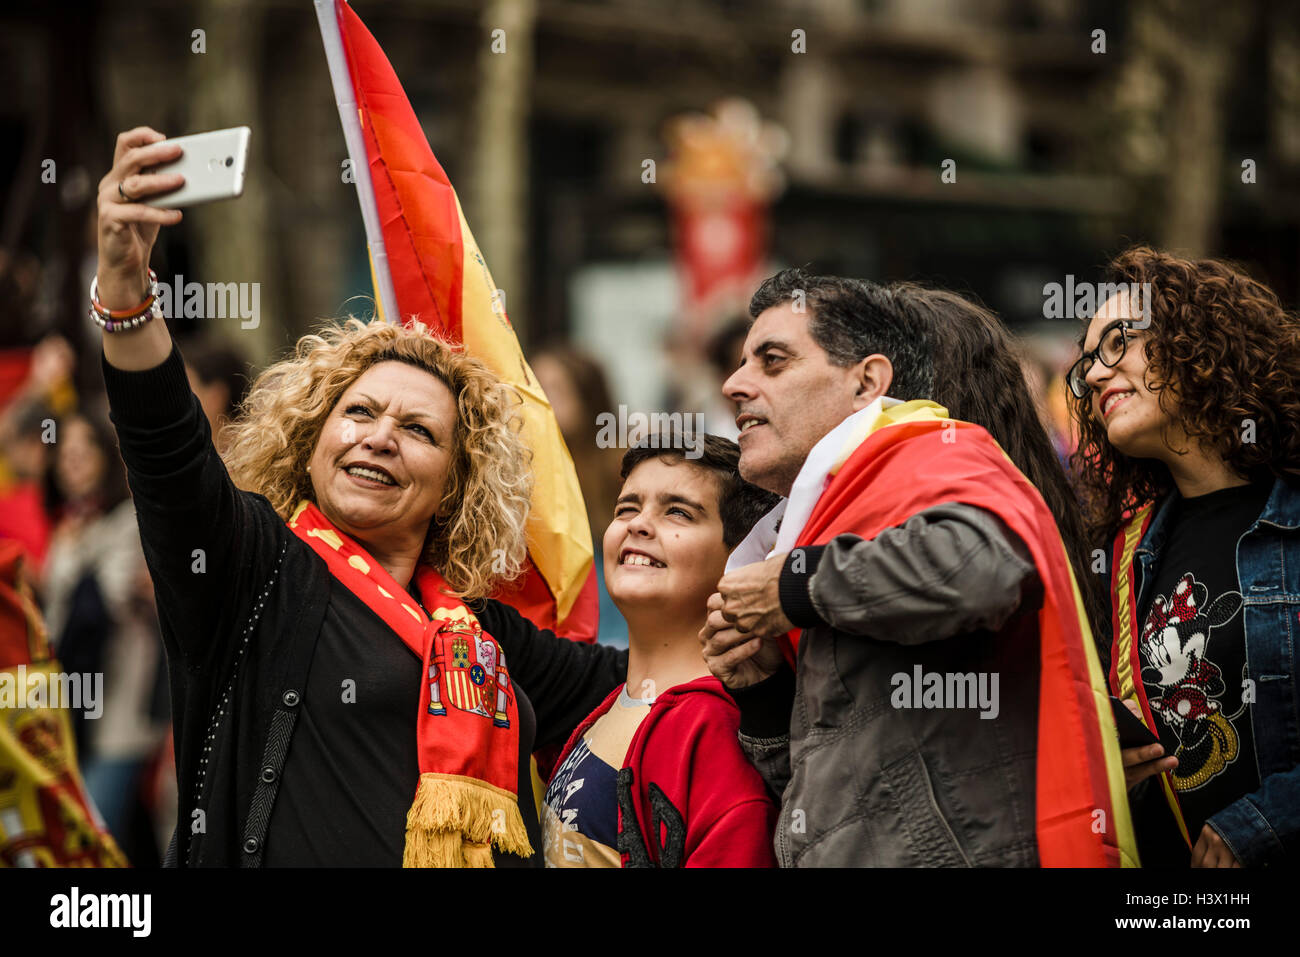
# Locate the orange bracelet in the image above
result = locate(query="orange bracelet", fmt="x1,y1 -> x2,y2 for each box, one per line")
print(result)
90,269 -> 159,320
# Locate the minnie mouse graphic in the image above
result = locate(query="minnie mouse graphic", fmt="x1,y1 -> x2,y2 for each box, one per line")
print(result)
1139,573 -> 1248,790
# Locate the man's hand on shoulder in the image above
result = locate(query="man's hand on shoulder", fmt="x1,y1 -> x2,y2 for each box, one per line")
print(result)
699,553 -> 791,689
699,602 -> 784,689
717,552 -> 794,638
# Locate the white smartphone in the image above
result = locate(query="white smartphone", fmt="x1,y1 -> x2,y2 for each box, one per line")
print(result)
143,127 -> 250,208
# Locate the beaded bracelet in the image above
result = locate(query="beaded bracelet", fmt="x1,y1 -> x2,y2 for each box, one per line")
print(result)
89,269 -> 162,333
89,298 -> 164,333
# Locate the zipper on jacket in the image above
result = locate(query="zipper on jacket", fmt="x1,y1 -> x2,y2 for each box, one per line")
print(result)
917,753 -> 972,867
778,805 -> 793,866
187,541 -> 288,865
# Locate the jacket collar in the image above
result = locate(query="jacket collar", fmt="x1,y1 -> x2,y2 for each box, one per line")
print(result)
1257,476 -> 1300,530
1135,493 -> 1177,564
1138,476 -> 1300,560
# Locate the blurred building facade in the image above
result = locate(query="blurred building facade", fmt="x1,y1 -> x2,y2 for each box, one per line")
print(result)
3,0 -> 1298,404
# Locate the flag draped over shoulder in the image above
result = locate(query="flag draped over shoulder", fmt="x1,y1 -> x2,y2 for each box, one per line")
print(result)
786,402 -> 1137,867
318,0 -> 597,638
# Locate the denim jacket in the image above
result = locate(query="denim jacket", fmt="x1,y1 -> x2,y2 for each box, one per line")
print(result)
1128,477 -> 1300,866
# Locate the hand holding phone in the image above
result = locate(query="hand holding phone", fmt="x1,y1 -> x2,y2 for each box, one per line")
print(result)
142,127 -> 250,208
97,128 -> 183,312
1110,695 -> 1160,749
1109,696 -> 1178,789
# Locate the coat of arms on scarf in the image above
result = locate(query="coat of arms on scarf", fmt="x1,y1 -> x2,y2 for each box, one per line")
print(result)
1138,572 -> 1247,790
427,617 -> 512,728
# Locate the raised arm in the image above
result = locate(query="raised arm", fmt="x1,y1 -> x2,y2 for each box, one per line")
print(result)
97,127 -> 184,372
94,127 -> 268,674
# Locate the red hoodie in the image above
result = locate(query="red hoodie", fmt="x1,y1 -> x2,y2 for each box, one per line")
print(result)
552,675 -> 778,868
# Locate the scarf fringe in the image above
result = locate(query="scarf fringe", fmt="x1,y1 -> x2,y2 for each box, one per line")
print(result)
402,772 -> 534,867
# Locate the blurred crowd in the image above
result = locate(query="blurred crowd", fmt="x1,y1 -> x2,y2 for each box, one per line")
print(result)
0,330 -> 249,866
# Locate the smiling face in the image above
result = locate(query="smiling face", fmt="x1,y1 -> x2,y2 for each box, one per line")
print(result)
1081,293 -> 1176,460
602,457 -> 731,617
722,303 -> 886,496
307,360 -> 458,552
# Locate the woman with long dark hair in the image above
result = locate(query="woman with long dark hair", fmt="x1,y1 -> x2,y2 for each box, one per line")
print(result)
908,287 -> 1111,645
1069,245 -> 1300,868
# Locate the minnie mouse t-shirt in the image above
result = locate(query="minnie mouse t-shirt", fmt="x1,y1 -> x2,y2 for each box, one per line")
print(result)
1134,482 -> 1268,864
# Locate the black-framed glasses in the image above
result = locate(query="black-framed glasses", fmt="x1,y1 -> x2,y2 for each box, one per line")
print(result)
1067,320 -> 1135,399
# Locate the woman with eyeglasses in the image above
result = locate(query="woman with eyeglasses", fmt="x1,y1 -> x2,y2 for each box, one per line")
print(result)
1068,245 -> 1300,868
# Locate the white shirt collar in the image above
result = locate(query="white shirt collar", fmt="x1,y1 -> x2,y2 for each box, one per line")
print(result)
726,396 -> 902,572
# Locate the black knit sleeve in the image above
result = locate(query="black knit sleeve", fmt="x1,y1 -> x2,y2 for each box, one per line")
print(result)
101,343 -> 271,676
727,664 -> 796,739
470,598 -> 627,749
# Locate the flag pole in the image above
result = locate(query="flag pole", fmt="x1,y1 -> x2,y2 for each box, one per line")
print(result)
313,0 -> 401,323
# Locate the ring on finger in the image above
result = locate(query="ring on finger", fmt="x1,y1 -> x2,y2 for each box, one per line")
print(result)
118,180 -> 134,203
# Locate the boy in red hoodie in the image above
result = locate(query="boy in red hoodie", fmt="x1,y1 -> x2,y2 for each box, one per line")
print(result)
542,433 -> 780,867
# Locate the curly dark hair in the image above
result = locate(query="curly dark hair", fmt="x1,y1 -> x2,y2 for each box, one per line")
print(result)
1069,245 -> 1300,541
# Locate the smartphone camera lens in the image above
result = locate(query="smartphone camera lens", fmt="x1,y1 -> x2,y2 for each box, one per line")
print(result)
225,156 -> 233,167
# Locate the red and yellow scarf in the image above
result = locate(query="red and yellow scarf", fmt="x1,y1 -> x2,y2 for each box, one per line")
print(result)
288,501 -> 532,867
1109,505 -> 1193,849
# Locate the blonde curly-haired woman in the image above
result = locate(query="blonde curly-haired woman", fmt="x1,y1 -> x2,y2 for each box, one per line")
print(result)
94,126 -> 624,867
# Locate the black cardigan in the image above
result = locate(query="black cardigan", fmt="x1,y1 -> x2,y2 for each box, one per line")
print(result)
102,343 -> 626,866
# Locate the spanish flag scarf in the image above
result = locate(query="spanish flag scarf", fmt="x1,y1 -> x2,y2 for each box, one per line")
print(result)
779,402 -> 1137,867
287,501 -> 533,866
1109,505 -> 1194,850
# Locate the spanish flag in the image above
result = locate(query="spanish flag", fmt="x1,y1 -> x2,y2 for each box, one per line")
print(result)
784,402 -> 1137,867
0,539 -> 127,867
315,0 -> 596,638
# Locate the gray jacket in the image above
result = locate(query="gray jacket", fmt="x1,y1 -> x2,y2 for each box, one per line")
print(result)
731,503 -> 1043,867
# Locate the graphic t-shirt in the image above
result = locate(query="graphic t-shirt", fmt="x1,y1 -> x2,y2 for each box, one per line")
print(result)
541,684 -> 651,867
1133,482 -> 1268,865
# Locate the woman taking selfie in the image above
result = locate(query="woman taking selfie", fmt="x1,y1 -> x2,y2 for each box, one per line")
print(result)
95,127 -> 624,867
1069,245 -> 1300,868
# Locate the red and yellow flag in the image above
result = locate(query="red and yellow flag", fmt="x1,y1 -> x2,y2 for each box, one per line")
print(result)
318,1 -> 596,638
787,403 -> 1137,867
1110,506 -> 1192,849
0,539 -> 127,867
